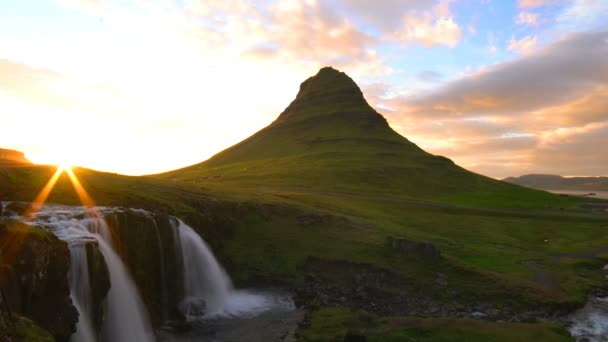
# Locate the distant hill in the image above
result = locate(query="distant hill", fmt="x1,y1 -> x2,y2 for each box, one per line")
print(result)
504,174 -> 608,191
161,67 -> 558,206
0,148 -> 31,166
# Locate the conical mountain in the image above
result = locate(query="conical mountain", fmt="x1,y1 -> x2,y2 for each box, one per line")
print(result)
164,67 -> 529,200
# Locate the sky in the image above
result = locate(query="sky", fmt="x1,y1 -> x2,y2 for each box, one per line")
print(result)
0,0 -> 606,178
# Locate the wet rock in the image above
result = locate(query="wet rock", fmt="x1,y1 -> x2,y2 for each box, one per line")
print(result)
471,311 -> 487,319
179,298 -> 207,318
3,202 -> 29,217
0,220 -> 78,340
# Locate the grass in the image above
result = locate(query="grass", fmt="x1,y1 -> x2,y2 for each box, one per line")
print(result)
298,307 -> 572,341
14,316 -> 54,342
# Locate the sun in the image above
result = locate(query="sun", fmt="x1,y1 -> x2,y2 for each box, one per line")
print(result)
51,153 -> 77,171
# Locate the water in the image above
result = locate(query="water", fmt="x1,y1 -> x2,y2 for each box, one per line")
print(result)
547,190 -> 608,199
568,296 -> 608,341
26,206 -> 155,342
172,218 -> 274,319
151,217 -> 169,322
68,246 -> 95,342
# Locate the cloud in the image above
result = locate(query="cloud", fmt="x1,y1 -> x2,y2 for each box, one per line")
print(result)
555,0 -> 608,32
417,70 -> 444,82
406,31 -> 608,116
516,11 -> 539,25
382,31 -> 608,177
508,35 -> 537,54
533,122 -> 608,176
517,0 -> 551,8
397,1 -> 462,47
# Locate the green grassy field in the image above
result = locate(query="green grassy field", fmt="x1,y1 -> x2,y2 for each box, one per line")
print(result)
298,308 -> 572,341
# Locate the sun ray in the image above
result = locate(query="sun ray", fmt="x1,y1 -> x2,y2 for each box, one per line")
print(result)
65,167 -> 96,209
64,167 -> 122,247
24,166 -> 65,221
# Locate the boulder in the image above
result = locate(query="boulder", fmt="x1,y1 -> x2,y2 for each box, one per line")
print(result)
385,236 -> 441,259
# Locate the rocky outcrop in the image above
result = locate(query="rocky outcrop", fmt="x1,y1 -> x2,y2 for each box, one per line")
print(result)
385,236 -> 441,259
0,219 -> 78,341
0,148 -> 30,165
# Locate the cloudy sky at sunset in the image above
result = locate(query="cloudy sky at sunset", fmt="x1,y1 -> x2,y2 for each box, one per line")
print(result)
0,0 -> 606,177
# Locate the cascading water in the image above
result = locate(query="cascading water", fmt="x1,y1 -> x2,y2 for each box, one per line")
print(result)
171,218 -> 283,320
67,246 -> 96,342
27,206 -> 155,342
174,219 -> 232,316
151,219 -> 169,322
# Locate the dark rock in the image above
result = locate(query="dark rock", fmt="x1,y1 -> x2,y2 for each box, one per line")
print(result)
0,220 -> 78,340
434,272 -> 448,287
179,298 -> 207,318
344,330 -> 367,342
386,237 -> 441,259
471,311 -> 487,319
3,202 -> 29,217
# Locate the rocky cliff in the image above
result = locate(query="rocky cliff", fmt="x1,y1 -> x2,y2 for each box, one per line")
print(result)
0,216 -> 78,341
0,149 -> 31,166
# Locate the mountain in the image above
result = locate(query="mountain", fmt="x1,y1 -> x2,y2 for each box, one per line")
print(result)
0,148 -> 31,166
504,174 -> 608,191
163,67 -> 547,205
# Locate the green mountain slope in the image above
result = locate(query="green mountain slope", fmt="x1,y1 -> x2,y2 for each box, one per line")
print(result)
162,67 -> 564,208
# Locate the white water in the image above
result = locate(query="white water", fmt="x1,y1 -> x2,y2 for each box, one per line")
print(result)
569,296 -> 608,342
172,219 -> 273,319
27,206 -> 154,342
68,246 -> 95,342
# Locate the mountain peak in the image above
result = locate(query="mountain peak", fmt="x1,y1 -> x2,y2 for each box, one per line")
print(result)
276,66 -> 372,123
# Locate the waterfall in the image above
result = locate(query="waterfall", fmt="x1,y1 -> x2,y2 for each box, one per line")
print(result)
96,235 -> 154,342
173,218 -> 232,318
67,246 -> 95,342
171,218 -> 271,319
20,204 -> 284,341
151,219 -> 168,322
29,207 -> 154,342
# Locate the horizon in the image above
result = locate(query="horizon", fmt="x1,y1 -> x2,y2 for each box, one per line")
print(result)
1,0 -> 607,178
